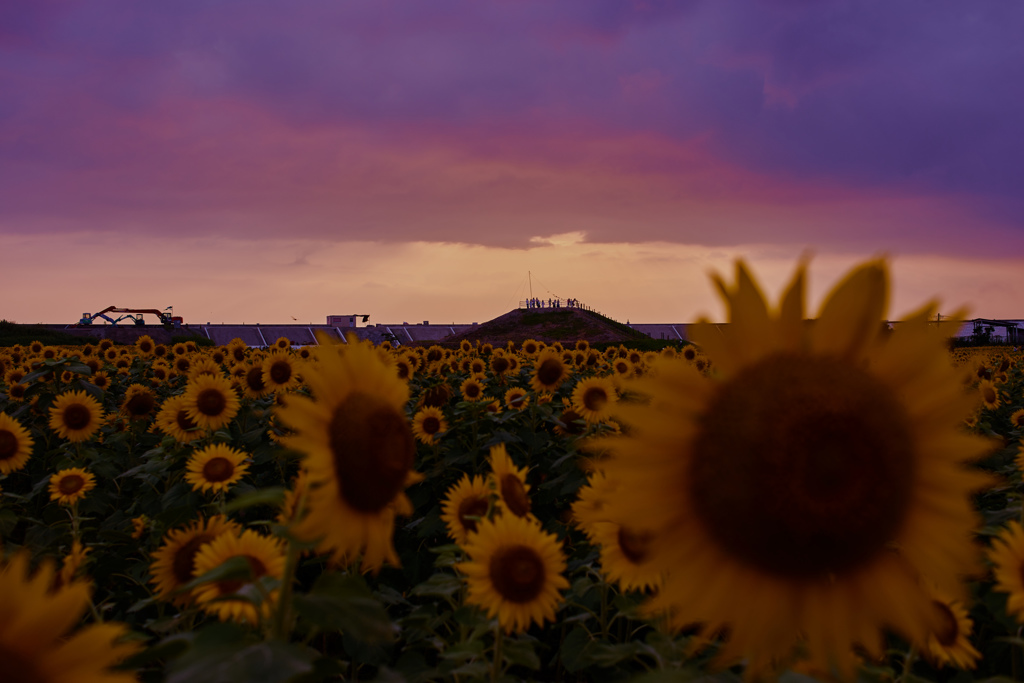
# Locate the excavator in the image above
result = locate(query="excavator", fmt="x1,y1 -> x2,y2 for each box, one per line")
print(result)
77,306 -> 183,328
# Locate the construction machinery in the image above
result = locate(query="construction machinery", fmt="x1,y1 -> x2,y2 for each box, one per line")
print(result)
77,306 -> 183,328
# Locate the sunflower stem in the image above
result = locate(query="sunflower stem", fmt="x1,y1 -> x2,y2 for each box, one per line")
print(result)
898,646 -> 917,683
70,502 -> 80,541
272,537 -> 301,641
599,581 -> 610,641
491,623 -> 504,683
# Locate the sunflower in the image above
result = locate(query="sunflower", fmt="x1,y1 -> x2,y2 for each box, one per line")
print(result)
121,384 -> 158,422
188,357 -> 223,381
191,529 -> 286,624
131,515 -> 148,540
56,540 -> 92,589
590,519 -> 662,592
273,336 -> 291,351
227,340 -> 249,363
48,390 -> 105,442
456,513 -> 569,633
571,376 -> 618,424
183,374 -> 240,431
1010,409 -> 1024,429
922,590 -> 981,669
990,520 -> 1024,623
530,349 -> 569,393
5,367 -> 27,385
419,382 -> 453,409
150,515 -> 242,604
134,335 -> 156,356
411,406 -> 448,445
0,412 -> 34,474
261,352 -> 300,392
172,355 -> 191,375
278,470 -> 311,525
0,553 -> 138,683
395,355 -> 416,381
440,474 -> 492,545
49,468 -> 97,505
154,395 -> 202,443
184,443 -> 250,494
6,381 -> 27,402
460,377 -> 487,402
610,357 -> 634,379
276,337 -> 422,571
89,370 -> 112,390
592,259 -> 994,675
979,380 -> 1001,410
570,468 -> 618,542
553,401 -> 587,437
504,387 -> 529,411
488,443 -> 533,520
234,361 -> 269,399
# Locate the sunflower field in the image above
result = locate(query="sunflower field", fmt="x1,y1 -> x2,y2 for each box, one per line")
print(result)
1,260 -> 1024,683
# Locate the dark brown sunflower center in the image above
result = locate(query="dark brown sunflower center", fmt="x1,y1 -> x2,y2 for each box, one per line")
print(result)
422,385 -> 450,408
232,347 -> 246,361
491,357 -> 510,374
931,600 -> 959,647
0,641 -> 47,683
499,473 -> 531,517
397,363 -> 410,379
983,385 -> 997,404
58,475 -> 85,495
218,555 -> 268,595
422,416 -> 441,435
246,366 -> 266,392
617,526 -> 653,564
0,430 -> 17,460
269,360 -> 292,384
139,341 -> 153,352
560,409 -> 585,435
173,533 -> 216,584
582,387 -> 608,412
62,404 -> 92,431
9,384 -> 26,398
464,383 -> 482,399
536,359 -> 564,387
202,457 -> 236,483
196,388 -> 227,416
328,392 -> 415,513
457,496 -> 489,533
176,409 -> 198,432
689,353 -> 915,579
508,392 -> 525,407
126,392 -> 156,418
489,544 -> 545,604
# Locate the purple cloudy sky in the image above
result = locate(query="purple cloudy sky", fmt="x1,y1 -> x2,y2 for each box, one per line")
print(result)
2,1 -> 1023,323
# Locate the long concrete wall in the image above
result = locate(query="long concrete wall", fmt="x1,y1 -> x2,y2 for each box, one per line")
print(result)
42,317 -> 1020,347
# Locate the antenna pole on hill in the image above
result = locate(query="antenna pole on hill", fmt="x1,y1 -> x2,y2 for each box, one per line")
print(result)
529,271 -> 533,300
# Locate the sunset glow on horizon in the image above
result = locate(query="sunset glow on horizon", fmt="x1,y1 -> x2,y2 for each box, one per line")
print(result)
3,1 -> 1023,326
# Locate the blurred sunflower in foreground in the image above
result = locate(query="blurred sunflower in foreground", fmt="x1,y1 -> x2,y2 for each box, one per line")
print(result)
594,258 -> 993,677
0,553 -> 137,682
